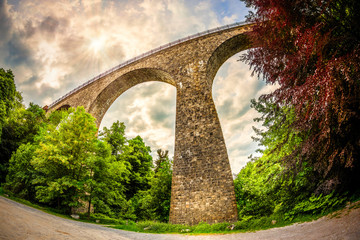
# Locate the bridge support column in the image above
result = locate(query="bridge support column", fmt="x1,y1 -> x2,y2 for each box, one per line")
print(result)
169,61 -> 238,225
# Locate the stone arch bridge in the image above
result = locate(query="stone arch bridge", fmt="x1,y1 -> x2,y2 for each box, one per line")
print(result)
47,22 -> 253,225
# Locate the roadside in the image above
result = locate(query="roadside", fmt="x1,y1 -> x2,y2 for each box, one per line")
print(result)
0,196 -> 359,240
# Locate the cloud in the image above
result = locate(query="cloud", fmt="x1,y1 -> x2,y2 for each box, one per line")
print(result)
0,1 -> 34,67
0,0 -> 12,44
213,54 -> 279,173
39,16 -> 60,34
3,0 -> 227,106
100,82 -> 176,159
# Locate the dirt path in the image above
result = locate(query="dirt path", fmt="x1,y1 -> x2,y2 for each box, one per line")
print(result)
1,196 -> 360,240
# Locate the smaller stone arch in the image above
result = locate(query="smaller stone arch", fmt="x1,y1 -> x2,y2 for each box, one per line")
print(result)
56,104 -> 71,111
88,68 -> 176,127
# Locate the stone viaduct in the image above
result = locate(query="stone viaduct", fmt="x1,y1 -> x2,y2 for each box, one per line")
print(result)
47,22 -> 253,225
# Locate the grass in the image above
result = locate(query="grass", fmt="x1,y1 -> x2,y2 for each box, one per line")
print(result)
110,212 -> 335,234
110,199 -> 360,234
1,187 -> 359,235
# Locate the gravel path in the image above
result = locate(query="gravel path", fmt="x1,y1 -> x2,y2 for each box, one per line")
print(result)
1,196 -> 360,240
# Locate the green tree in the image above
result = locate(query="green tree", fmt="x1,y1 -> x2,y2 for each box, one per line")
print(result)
0,68 -> 17,181
99,121 -> 156,220
136,149 -> 173,221
146,152 -> 172,222
154,149 -> 169,173
100,121 -> 126,156
85,140 -> 131,219
121,136 -> 153,200
0,103 -> 45,182
31,106 -> 99,213
4,143 -> 38,200
235,97 -> 321,220
0,68 -> 16,132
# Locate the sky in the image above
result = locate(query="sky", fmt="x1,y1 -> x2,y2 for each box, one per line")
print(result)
0,0 -> 278,174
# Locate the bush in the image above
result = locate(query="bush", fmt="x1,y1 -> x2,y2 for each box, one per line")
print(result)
209,222 -> 230,232
284,192 -> 347,220
135,221 -> 187,233
247,216 -> 273,229
86,213 -> 127,224
193,222 -> 210,233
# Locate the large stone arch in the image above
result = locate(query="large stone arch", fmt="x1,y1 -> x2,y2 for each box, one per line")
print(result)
46,22 -> 256,225
88,68 -> 176,127
206,33 -> 252,87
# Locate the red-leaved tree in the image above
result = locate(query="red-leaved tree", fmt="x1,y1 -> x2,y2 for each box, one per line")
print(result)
241,0 -> 360,193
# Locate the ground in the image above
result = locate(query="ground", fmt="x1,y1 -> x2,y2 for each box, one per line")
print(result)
0,196 -> 359,240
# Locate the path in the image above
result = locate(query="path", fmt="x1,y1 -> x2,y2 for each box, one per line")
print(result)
0,196 -> 359,240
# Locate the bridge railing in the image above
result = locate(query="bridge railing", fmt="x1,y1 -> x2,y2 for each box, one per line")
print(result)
49,21 -> 247,108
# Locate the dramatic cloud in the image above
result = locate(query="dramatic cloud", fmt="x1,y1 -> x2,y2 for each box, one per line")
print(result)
1,0 -> 273,174
213,55 -> 278,173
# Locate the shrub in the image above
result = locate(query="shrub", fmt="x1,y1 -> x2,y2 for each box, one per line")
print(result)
86,213 -> 125,224
284,192 -> 347,220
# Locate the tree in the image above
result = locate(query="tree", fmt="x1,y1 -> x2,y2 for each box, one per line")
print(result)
0,68 -> 16,132
154,149 -> 169,173
99,122 -> 155,220
0,68 -> 17,181
31,106 -> 99,213
236,98 -> 305,218
241,0 -> 360,193
4,143 -> 38,200
85,140 -> 131,219
137,149 -> 173,222
0,103 -> 45,182
100,121 -> 126,156
148,153 -> 172,222
121,136 -> 153,200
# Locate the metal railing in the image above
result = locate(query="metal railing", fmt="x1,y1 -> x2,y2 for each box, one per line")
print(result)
49,21 -> 247,108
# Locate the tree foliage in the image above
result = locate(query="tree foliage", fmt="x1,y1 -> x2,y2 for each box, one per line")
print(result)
100,120 -> 126,156
154,149 -> 169,173
0,68 -> 17,181
0,68 -> 16,123
120,136 -> 153,200
82,140 -> 131,219
137,149 -> 173,222
5,143 -> 37,200
235,97 -> 345,221
0,68 -> 45,183
241,0 -> 360,193
0,103 -> 45,166
31,107 -> 99,212
0,77 -> 170,221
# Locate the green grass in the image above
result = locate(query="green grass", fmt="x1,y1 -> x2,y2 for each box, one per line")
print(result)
112,199 -> 360,234
111,212 -> 332,234
1,189 -> 359,235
